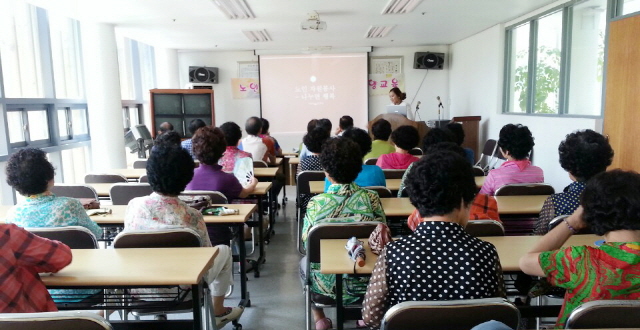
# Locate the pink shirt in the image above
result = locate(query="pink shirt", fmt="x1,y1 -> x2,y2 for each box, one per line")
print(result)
479,160 -> 544,196
375,153 -> 419,170
219,146 -> 252,173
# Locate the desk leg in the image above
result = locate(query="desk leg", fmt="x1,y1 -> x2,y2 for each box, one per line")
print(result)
192,282 -> 204,330
237,222 -> 251,308
247,195 -> 265,278
335,274 -> 344,330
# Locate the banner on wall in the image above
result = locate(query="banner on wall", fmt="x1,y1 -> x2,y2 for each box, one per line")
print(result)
368,74 -> 405,97
231,78 -> 260,99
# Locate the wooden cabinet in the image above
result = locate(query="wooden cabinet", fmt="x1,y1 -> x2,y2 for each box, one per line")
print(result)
150,89 -> 215,138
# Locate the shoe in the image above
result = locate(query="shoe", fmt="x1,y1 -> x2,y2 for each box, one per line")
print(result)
215,306 -> 244,329
315,317 -> 333,330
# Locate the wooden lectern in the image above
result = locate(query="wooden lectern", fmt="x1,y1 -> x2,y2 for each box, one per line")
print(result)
368,114 -> 430,148
451,116 -> 481,162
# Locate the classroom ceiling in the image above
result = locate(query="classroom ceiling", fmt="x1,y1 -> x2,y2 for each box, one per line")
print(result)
28,0 -> 558,51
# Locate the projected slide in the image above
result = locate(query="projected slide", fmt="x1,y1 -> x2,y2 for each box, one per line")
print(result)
259,53 -> 368,150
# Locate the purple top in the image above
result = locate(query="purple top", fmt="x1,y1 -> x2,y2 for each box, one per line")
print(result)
186,164 -> 243,202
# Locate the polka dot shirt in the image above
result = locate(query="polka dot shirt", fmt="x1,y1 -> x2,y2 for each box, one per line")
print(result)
362,221 -> 505,330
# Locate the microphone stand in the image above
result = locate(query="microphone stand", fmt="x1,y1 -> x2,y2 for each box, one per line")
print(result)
415,103 -> 422,121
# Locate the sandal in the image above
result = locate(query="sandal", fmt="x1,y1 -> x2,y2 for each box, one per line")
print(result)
315,317 -> 333,330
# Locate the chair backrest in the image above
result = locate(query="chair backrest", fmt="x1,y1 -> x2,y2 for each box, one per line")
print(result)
253,160 -> 268,168
85,174 -> 128,184
132,160 -> 147,169
464,220 -> 505,237
181,190 -> 228,204
306,221 -> 381,264
0,311 -> 113,330
481,139 -> 498,157
474,139 -> 500,171
383,169 -> 406,180
472,166 -> 485,177
109,183 -> 153,205
51,184 -> 99,200
364,158 -> 378,165
113,228 -> 202,248
495,183 -> 555,196
408,148 -> 423,156
296,171 -> 326,196
27,226 -> 98,249
139,174 -> 148,183
566,300 -> 640,329
364,186 -> 393,198
381,298 -> 520,330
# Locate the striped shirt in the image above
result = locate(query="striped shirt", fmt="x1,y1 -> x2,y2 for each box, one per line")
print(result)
479,160 -> 544,196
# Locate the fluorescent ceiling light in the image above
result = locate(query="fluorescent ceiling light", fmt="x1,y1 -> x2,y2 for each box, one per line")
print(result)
381,0 -> 423,14
243,29 -> 272,42
212,0 -> 255,19
365,25 -> 395,38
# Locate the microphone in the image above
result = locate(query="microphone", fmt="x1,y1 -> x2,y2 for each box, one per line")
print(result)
437,96 -> 443,108
416,101 -> 421,109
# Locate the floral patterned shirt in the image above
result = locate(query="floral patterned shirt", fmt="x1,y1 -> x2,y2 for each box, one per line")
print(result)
219,146 -> 252,173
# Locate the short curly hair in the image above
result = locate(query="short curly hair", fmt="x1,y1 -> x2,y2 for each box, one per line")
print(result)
446,123 -> 465,146
498,124 -> 534,160
581,170 -> 640,236
220,122 -> 242,147
303,127 -> 330,153
342,127 -> 372,158
192,126 -> 227,165
188,119 -> 207,135
147,146 -> 194,196
155,131 -> 181,148
422,128 -> 456,152
371,119 -> 392,141
406,150 -> 476,218
424,142 -> 466,158
6,148 -> 55,196
391,125 -> 419,151
558,130 -> 613,181
320,137 -> 363,184
317,118 -> 332,133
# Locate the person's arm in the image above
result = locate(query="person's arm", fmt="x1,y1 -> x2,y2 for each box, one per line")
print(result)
533,196 -> 556,235
69,199 -> 103,238
519,206 -> 586,277
10,224 -> 72,273
301,196 -> 321,243
238,177 -> 259,198
370,193 -> 387,224
362,251 -> 389,330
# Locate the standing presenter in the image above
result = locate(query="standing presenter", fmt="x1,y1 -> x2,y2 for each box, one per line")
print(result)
389,87 -> 414,120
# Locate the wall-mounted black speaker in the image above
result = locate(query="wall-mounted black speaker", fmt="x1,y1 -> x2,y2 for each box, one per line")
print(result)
414,52 -> 445,70
188,66 -> 218,84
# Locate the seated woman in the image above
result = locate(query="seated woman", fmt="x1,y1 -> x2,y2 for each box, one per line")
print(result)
323,127 -> 386,191
520,169 -> 640,329
302,137 -> 387,330
479,124 -> 543,196
4,148 -> 103,303
297,127 -> 330,175
533,130 -> 613,235
363,150 -> 505,330
447,122 -> 475,165
124,146 -> 243,328
376,125 -> 420,170
397,127 -> 455,197
298,119 -> 317,161
364,119 -> 395,160
219,121 -> 252,173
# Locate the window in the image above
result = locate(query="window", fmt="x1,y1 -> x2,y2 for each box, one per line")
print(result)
58,108 -> 70,140
504,0 -> 607,116
7,107 -> 50,147
622,0 -> 640,14
137,42 -> 156,101
48,13 -> 84,99
116,36 -> 136,100
0,2 -> 44,98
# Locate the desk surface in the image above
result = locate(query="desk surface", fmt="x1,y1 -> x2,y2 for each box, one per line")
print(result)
107,168 -> 146,179
42,247 -> 218,287
88,181 -> 271,198
495,195 -> 549,215
320,234 -> 601,274
272,158 -> 283,166
475,176 -> 485,188
289,157 -> 300,165
0,204 -> 257,225
254,167 -> 278,178
253,182 -> 272,196
380,198 -> 413,217
309,179 -> 402,195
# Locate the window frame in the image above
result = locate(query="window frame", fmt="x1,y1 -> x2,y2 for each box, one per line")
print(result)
502,0 -> 608,118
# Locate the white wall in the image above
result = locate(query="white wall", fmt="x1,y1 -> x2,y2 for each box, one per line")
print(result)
449,23 -> 599,192
177,46 -> 450,150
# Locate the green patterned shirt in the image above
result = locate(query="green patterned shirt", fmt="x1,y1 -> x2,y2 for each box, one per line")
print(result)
302,182 -> 386,304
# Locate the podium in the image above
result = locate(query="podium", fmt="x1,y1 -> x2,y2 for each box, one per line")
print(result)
368,114 -> 430,149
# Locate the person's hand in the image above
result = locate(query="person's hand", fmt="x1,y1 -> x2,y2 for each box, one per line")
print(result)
335,127 -> 342,135
248,176 -> 258,189
566,206 -> 587,231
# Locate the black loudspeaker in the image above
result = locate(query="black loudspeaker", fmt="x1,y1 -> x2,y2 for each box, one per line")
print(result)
414,52 -> 445,70
188,66 -> 218,84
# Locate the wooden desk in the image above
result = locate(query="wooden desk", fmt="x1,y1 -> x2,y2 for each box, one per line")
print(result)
289,157 -> 300,165
495,195 -> 549,215
475,176 -> 485,188
309,179 -> 402,194
44,247 -> 217,330
87,183 -> 113,197
271,158 -> 283,166
253,182 -> 272,196
254,167 -> 278,178
106,168 -> 146,180
380,198 -> 413,217
288,157 -> 300,186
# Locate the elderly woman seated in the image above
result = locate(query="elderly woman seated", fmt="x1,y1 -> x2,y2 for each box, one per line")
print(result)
362,149 -> 505,330
124,146 -> 243,328
301,137 -> 387,330
375,125 -> 420,170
